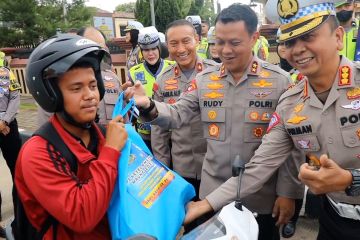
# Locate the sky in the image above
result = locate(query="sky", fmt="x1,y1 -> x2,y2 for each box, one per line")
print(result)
84,0 -> 253,13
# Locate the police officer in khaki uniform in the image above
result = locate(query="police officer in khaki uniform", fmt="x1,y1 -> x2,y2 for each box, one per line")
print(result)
0,66 -> 22,238
185,0 -> 360,239
151,19 -> 217,200
125,20 -> 144,70
129,26 -> 173,150
125,5 -> 303,239
37,27 -> 123,126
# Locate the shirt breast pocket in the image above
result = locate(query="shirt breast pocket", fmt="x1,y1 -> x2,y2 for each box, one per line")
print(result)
341,125 -> 360,148
201,108 -> 226,141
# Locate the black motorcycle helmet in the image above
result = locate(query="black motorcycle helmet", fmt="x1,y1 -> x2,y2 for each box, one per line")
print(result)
26,34 -> 108,113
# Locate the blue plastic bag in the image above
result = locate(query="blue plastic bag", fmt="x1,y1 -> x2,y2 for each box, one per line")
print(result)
108,93 -> 195,240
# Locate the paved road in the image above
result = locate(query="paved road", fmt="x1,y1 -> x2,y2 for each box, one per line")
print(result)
0,96 -> 319,239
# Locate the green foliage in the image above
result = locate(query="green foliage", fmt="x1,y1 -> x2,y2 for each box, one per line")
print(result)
155,0 -> 181,32
188,0 -> 204,15
135,0 -> 151,27
115,2 -> 135,13
0,0 -> 93,47
133,0 -> 216,33
200,0 -> 216,24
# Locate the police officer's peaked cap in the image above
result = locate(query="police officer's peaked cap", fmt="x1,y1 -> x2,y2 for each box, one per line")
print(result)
186,15 -> 202,25
207,26 -> 216,44
335,0 -> 354,8
138,26 -> 160,50
266,0 -> 343,42
125,20 -> 144,32
26,34 -> 108,112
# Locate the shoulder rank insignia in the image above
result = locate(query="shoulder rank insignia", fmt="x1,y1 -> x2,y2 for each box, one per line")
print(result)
347,87 -> 360,100
174,66 -> 180,77
287,115 -> 307,124
341,100 -> 360,110
220,64 -> 226,77
197,62 -> 203,72
252,79 -> 273,88
251,61 -> 258,74
339,66 -> 351,86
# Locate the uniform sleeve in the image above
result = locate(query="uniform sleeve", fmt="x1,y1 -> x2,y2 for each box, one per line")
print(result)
20,137 -> 120,232
145,78 -> 201,130
151,81 -> 172,166
206,111 -> 294,211
3,87 -> 20,124
276,149 -> 305,199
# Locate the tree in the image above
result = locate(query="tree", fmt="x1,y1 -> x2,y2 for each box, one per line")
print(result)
115,2 -> 135,13
0,0 -> 39,46
200,0 -> 216,24
0,0 -> 93,47
187,0 -> 204,15
135,0 -> 151,27
177,0 -> 193,18
154,0 -> 181,32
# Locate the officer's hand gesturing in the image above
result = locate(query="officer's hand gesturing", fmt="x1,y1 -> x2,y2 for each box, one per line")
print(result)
299,154 -> 352,194
105,116 -> 128,151
124,80 -> 150,108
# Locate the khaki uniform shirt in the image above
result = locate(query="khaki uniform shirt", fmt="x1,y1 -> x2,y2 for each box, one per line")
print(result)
151,59 -> 218,179
150,56 -> 301,213
97,69 -> 123,125
206,56 -> 360,211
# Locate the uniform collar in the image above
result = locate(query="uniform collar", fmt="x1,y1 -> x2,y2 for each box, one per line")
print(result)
305,57 -> 356,110
216,55 -> 262,80
173,57 -> 204,78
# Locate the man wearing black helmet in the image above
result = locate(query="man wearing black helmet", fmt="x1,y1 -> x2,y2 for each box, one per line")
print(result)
15,34 -> 128,239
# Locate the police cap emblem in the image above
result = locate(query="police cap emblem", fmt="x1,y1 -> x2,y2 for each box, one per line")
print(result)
277,0 -> 299,19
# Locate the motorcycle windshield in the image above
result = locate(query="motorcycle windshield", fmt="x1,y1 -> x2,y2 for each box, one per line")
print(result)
181,213 -> 226,240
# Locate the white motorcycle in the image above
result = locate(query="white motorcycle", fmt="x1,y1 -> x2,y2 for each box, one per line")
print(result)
182,155 -> 259,240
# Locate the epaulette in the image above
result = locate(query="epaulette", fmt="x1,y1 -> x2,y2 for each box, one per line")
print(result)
196,64 -> 220,77
278,79 -> 305,103
261,62 -> 289,77
202,58 -> 219,67
161,63 -> 176,75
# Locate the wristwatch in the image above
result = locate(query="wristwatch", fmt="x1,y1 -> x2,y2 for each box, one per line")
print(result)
138,97 -> 155,115
345,169 -> 360,196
